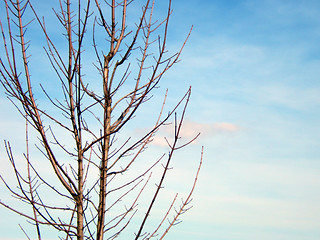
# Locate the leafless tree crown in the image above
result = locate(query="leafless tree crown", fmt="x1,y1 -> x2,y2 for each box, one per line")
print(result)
0,0 -> 203,239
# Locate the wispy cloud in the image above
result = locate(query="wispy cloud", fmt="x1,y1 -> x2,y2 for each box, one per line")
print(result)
180,158 -> 320,239
147,121 -> 240,147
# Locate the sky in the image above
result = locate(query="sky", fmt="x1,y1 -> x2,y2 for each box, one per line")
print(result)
1,0 -> 320,239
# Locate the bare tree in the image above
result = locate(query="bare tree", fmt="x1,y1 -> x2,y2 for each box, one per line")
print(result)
0,0 -> 203,239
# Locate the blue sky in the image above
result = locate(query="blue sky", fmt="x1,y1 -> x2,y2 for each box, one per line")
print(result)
1,0 -> 320,239
165,0 -> 320,239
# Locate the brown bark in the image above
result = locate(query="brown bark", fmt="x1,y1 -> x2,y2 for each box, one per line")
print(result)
0,0 -> 203,239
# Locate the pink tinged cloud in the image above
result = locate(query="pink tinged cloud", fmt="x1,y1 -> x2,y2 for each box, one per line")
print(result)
150,121 -> 240,147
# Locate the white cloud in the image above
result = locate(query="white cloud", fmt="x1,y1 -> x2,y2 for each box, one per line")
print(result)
184,159 -> 320,235
147,121 -> 240,147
